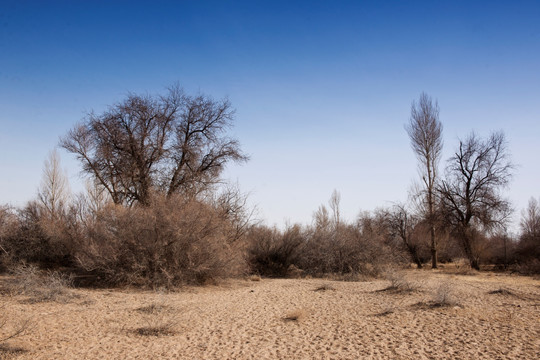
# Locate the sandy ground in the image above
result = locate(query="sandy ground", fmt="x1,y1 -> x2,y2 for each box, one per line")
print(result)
1,271 -> 539,359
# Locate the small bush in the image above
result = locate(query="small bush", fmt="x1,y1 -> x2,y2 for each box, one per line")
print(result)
432,281 -> 458,307
379,270 -> 419,293
3,264 -> 74,303
133,299 -> 178,336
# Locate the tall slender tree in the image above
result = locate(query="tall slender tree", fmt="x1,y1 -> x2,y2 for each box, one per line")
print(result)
406,92 -> 443,268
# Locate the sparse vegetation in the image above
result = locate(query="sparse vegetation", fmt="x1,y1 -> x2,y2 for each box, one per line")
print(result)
431,281 -> 458,307
283,309 -> 307,322
314,283 -> 336,292
133,297 -> 178,336
379,269 -> 419,293
2,264 -> 74,303
0,308 -> 31,357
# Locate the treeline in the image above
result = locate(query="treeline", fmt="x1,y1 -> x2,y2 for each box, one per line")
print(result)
0,87 -> 538,287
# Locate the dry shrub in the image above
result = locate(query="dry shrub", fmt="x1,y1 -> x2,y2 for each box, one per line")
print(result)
379,269 -> 419,293
247,225 -> 304,277
0,307 -> 31,357
410,281 -> 459,309
74,194 -> 246,287
247,213 -> 398,278
3,264 -> 74,303
432,281 -> 458,307
1,202 -> 73,269
0,311 -> 30,343
0,206 -> 17,273
513,259 -> 540,275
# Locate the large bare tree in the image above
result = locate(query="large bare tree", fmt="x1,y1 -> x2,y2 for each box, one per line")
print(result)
60,86 -> 247,206
438,132 -> 513,270
406,92 -> 443,268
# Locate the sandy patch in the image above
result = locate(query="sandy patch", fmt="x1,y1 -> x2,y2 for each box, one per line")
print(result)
1,272 -> 539,359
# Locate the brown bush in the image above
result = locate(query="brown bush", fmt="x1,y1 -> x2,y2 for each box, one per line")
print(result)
246,225 -> 304,277
72,194 -> 246,287
247,210 -> 404,278
0,202 -> 74,269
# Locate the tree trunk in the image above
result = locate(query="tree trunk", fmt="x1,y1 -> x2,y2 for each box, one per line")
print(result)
430,224 -> 437,269
460,228 -> 480,270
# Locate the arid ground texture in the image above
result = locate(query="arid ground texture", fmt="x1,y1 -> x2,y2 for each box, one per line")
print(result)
1,270 -> 539,360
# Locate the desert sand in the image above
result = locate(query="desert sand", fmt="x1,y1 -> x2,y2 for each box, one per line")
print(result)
1,270 -> 539,359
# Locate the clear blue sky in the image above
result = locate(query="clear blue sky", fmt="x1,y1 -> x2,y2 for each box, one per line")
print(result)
1,0 -> 539,231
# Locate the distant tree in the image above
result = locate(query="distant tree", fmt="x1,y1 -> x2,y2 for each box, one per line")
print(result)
406,92 -> 443,268
520,197 -> 540,240
38,149 -> 70,219
60,85 -> 248,207
517,197 -> 540,261
438,132 -> 513,270
329,189 -> 341,228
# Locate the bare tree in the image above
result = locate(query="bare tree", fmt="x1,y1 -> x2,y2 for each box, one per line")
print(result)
60,85 -> 248,206
313,204 -> 331,231
38,149 -> 70,219
518,197 -> 540,262
520,197 -> 540,240
406,92 -> 443,268
438,131 -> 513,270
329,189 -> 341,228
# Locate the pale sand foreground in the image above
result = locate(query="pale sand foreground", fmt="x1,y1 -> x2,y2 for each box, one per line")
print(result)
1,271 -> 539,359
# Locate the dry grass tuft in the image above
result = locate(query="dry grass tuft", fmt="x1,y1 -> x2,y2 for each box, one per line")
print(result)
378,270 -> 419,293
375,309 -> 394,317
132,297 -> 178,337
0,308 -> 31,356
134,324 -> 177,337
314,283 -> 336,292
136,303 -> 170,314
411,281 -> 460,309
283,309 -> 307,322
488,288 -> 514,296
0,343 -> 28,358
432,281 -> 458,307
3,264 -> 74,303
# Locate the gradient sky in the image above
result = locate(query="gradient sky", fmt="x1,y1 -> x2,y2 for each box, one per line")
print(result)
1,0 -> 539,231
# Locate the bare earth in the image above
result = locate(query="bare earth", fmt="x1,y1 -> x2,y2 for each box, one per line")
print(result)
2,271 -> 539,359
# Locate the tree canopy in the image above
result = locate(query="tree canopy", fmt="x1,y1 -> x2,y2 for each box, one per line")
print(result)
60,86 -> 248,206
